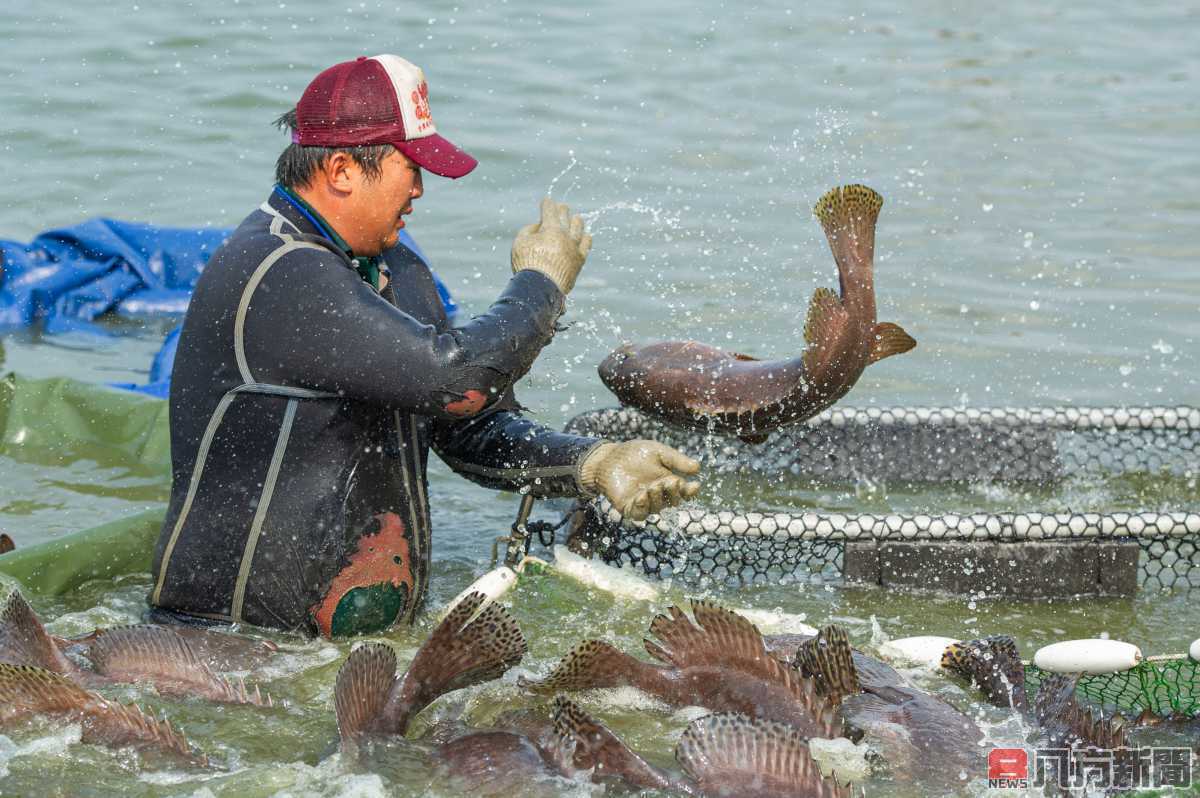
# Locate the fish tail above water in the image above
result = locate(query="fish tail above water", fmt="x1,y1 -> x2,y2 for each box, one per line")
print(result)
0,663 -> 204,765
0,590 -> 75,674
940,635 -> 1028,711
793,625 -> 861,706
0,533 -> 14,554
551,695 -> 676,791
676,713 -> 851,798
87,625 -> 273,707
335,642 -> 397,747
521,640 -> 649,694
1035,673 -> 1128,751
385,591 -> 527,733
812,184 -> 883,283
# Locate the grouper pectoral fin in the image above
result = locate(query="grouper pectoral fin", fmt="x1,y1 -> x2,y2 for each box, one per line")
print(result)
0,590 -> 75,674
866,322 -> 916,365
335,642 -> 397,748
676,713 -> 851,798
385,591 -> 527,734
0,663 -> 204,765
551,695 -> 676,791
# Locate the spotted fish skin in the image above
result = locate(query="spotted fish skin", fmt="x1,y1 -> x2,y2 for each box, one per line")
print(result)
599,185 -> 914,443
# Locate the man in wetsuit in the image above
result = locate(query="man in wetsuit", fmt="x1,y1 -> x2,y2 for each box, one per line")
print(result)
149,55 -> 700,637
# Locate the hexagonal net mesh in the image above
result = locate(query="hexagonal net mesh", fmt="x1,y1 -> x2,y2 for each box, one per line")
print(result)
561,405 -> 1200,592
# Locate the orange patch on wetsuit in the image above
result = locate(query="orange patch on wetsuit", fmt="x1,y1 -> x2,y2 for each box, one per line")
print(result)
444,389 -> 487,416
311,512 -> 415,637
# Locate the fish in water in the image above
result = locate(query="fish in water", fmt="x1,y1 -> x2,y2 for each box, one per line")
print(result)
0,662 -> 205,765
335,591 -> 571,795
942,635 -> 1135,752
791,625 -> 986,792
334,591 -> 528,743
0,589 -> 273,706
335,594 -> 848,796
598,185 -> 915,443
522,600 -> 840,739
0,532 -> 14,554
552,697 -> 850,798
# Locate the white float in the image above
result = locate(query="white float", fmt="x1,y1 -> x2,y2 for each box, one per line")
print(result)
1033,639 -> 1142,674
1188,637 -> 1199,662
551,545 -> 662,601
877,636 -> 960,670
734,607 -> 819,636
439,565 -> 519,620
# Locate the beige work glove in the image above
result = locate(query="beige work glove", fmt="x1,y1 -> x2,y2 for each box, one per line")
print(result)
579,440 -> 701,522
511,197 -> 592,295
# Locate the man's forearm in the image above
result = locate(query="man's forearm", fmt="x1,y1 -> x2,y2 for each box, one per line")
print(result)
431,402 -> 603,498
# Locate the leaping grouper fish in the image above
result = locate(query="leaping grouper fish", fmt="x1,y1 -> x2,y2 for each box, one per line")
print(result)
521,600 -> 840,739
598,185 -> 916,443
0,589 -> 273,706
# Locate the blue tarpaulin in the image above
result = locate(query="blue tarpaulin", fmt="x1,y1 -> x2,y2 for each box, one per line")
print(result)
0,218 -> 455,336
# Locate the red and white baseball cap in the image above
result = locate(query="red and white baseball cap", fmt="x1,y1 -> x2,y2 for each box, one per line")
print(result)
295,55 -> 477,179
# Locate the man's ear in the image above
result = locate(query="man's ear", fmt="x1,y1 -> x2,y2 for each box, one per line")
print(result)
322,152 -> 358,195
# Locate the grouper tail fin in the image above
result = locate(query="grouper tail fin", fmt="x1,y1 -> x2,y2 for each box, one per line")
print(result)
551,695 -> 675,791
335,642 -> 397,747
941,635 -> 1028,712
793,625 -> 861,706
385,592 -> 527,734
0,663 -> 204,765
677,713 -> 851,798
519,640 -> 647,694
813,184 -> 882,284
0,590 -> 74,674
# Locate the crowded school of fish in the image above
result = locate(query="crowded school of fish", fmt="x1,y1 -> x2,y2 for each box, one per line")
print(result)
0,583 -> 1168,796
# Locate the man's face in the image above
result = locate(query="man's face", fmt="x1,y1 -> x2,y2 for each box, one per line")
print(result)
347,149 -> 424,256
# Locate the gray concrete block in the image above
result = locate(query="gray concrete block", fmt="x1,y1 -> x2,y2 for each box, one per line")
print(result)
863,540 -> 1139,598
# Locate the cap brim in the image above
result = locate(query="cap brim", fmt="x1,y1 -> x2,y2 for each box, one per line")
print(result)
395,134 -> 477,179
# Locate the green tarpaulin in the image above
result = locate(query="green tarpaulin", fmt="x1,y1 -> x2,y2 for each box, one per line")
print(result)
0,373 -> 169,594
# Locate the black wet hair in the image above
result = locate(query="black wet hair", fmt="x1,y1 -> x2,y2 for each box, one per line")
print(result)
273,108 -> 394,189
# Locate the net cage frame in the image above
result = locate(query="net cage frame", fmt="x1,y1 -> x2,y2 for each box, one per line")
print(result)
562,404 -> 1200,594
559,404 -> 1200,717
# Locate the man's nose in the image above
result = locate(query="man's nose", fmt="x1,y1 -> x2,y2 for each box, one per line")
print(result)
411,171 -> 424,199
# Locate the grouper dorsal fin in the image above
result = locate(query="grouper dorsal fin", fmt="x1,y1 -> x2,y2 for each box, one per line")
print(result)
676,713 -> 851,798
867,322 -> 916,365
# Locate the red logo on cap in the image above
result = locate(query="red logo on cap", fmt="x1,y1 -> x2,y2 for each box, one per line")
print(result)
988,748 -> 1028,780
411,81 -> 432,131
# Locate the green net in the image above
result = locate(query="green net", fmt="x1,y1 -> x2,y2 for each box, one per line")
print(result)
1026,657 -> 1200,719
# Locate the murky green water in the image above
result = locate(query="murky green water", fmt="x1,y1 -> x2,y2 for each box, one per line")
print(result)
1,1 -> 1197,795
